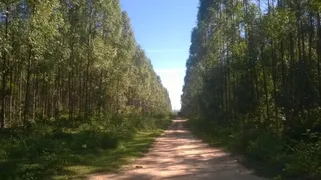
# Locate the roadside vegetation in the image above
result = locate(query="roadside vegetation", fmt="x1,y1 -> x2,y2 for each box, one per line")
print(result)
182,0 -> 321,179
0,1 -> 172,179
0,117 -> 171,180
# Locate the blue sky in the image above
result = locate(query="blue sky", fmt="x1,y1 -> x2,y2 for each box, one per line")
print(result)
120,0 -> 199,110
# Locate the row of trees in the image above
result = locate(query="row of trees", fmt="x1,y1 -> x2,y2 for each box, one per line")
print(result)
182,0 -> 321,177
0,0 -> 171,128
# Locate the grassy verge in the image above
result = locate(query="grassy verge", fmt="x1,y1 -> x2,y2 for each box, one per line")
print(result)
186,119 -> 283,179
0,117 -> 171,180
185,119 -> 233,151
54,130 -> 163,180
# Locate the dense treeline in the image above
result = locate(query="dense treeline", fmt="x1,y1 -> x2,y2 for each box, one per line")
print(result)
0,0 -> 171,179
182,0 -> 321,178
0,0 -> 171,128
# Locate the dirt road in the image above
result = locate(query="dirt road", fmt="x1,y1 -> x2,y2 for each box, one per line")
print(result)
89,120 -> 264,180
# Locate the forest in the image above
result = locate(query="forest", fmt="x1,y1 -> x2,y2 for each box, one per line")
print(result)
182,0 -> 321,179
0,0 -> 171,179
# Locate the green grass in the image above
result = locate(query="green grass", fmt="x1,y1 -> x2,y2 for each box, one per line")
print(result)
0,129 -> 163,180
185,119 -> 232,150
0,117 -> 171,180
186,119 -> 283,179
187,118 -> 321,179
53,130 -> 163,180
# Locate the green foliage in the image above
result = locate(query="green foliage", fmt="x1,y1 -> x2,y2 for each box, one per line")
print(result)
0,0 -> 171,128
182,0 -> 321,179
0,115 -> 170,179
286,141 -> 321,178
0,1 -> 172,178
246,134 -> 285,163
188,118 -> 321,179
70,130 -> 119,151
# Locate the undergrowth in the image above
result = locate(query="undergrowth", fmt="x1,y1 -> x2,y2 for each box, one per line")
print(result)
0,115 -> 171,180
187,118 -> 321,180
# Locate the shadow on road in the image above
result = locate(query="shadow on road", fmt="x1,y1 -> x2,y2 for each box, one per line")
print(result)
90,120 -> 264,180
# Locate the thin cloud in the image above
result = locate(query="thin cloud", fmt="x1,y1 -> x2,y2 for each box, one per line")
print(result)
147,49 -> 185,53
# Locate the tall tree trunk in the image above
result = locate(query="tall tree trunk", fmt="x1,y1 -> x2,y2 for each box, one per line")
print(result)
261,45 -> 270,121
271,39 -> 278,118
316,13 -> 321,103
23,45 -> 32,128
1,7 -> 9,128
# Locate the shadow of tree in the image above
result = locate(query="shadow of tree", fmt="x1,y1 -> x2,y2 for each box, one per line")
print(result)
0,129 -> 161,180
90,120 -> 264,180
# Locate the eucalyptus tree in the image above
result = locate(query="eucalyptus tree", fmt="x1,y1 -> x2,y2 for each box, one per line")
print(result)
0,0 -> 171,129
182,0 -> 321,140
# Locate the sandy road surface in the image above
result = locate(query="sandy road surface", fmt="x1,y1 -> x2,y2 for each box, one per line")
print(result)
89,120 -> 264,180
